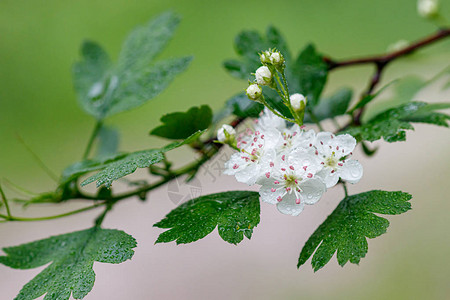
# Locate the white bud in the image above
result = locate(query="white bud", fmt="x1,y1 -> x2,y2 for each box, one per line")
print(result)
290,93 -> 306,111
255,66 -> 272,86
417,0 -> 439,18
270,52 -> 281,64
246,84 -> 262,100
260,51 -> 271,64
217,124 -> 236,143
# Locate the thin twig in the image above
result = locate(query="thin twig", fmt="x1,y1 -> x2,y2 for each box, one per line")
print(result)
324,28 -> 450,70
83,121 -> 103,160
325,27 -> 450,129
0,202 -> 105,222
0,184 -> 12,219
16,134 -> 59,182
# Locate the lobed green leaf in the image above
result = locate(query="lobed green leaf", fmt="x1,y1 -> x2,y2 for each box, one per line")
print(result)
81,130 -> 205,187
223,26 -> 291,81
292,44 -> 328,107
343,102 -> 450,142
150,105 -> 213,139
0,227 -> 136,300
154,191 -> 260,245
298,190 -> 412,272
72,12 -> 192,120
308,87 -> 353,122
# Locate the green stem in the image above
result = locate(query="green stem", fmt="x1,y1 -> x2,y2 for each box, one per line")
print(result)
94,202 -> 114,227
0,202 -> 105,222
0,184 -> 12,219
273,72 -> 303,126
83,121 -> 103,160
342,181 -> 348,197
260,96 -> 295,123
274,72 -> 288,99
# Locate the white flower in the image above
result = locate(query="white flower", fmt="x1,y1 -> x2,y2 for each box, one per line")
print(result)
255,107 -> 286,132
290,93 -> 306,111
224,128 -> 280,185
313,132 -> 363,188
246,84 -> 262,100
255,66 -> 272,86
417,0 -> 439,18
258,149 -> 326,216
217,124 -> 236,143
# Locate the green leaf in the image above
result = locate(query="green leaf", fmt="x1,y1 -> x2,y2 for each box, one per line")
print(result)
293,44 -> 328,107
309,87 -> 353,121
265,26 -> 291,63
223,26 -> 291,80
154,191 -> 260,245
104,56 -> 192,118
116,11 -> 180,74
72,41 -> 112,117
298,190 -> 412,272
0,227 -> 136,300
342,102 -> 450,142
72,12 -> 192,120
81,130 -> 205,187
400,103 -> 450,127
150,105 -> 213,139
226,93 -> 264,118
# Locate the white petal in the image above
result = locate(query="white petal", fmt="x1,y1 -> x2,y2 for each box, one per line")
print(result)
288,149 -> 322,175
335,134 -> 357,156
339,159 -> 363,184
299,178 -> 326,205
256,108 -> 286,132
317,168 -> 339,188
276,193 -> 305,216
262,128 -> 282,149
223,153 -> 243,175
314,131 -> 335,156
259,183 -> 282,205
235,163 -> 260,185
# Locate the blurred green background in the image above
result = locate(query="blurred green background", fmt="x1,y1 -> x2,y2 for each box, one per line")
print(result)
1,0 -> 450,299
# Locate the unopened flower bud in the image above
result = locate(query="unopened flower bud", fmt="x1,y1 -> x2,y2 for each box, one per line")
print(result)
260,51 -> 271,64
246,84 -> 262,100
255,66 -> 272,86
270,52 -> 282,64
417,0 -> 439,18
290,93 -> 306,111
217,125 -> 237,149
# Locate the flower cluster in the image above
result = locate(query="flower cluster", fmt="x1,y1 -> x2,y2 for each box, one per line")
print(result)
221,108 -> 363,216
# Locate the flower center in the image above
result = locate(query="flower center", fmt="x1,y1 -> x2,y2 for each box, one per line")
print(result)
283,174 -> 300,189
325,152 -> 338,169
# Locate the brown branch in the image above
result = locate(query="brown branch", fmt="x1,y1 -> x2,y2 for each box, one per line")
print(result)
324,27 -> 450,128
325,28 -> 450,70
